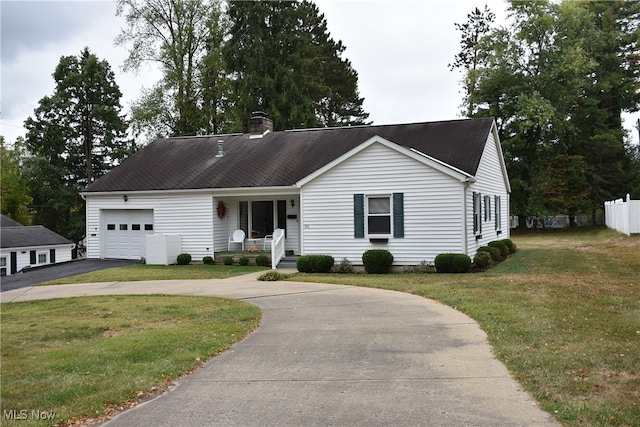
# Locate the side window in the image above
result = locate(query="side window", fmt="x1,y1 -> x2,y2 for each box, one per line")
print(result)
495,196 -> 502,230
38,253 -> 47,264
484,195 -> 491,221
367,196 -> 391,235
473,192 -> 482,234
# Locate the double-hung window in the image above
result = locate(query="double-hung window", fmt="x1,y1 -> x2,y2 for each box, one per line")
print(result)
367,196 -> 391,236
354,193 -> 404,238
495,195 -> 502,231
473,192 -> 482,235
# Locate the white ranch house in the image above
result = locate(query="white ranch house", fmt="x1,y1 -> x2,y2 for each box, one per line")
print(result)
82,115 -> 510,267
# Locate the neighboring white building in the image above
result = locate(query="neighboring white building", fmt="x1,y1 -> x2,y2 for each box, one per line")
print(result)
0,214 -> 74,276
82,115 -> 510,266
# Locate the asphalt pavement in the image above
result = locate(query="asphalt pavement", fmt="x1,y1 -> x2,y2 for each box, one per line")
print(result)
0,259 -> 136,291
1,272 -> 560,427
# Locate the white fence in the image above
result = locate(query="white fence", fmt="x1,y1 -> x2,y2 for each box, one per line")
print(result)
604,195 -> 640,236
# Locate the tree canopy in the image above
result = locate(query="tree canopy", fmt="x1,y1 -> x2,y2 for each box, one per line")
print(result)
23,48 -> 131,240
224,0 -> 369,131
451,0 -> 640,218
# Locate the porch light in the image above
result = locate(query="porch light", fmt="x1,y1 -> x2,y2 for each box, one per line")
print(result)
290,199 -> 295,208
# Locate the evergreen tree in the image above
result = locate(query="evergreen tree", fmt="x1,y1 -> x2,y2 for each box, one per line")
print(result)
23,48 -> 130,240
224,0 -> 369,131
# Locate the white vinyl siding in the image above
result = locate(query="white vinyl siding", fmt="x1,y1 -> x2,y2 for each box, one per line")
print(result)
86,192 -> 214,261
467,129 -> 510,255
300,141 -> 465,265
0,245 -> 73,276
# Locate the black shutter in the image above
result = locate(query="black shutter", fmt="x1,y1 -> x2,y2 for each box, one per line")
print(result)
30,250 -> 36,264
50,249 -> 56,263
393,193 -> 404,238
354,194 -> 364,238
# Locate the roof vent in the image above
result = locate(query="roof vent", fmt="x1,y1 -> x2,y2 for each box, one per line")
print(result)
215,140 -> 224,157
249,111 -> 273,138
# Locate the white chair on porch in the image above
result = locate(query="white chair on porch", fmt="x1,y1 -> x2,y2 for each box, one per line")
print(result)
263,228 -> 283,250
228,230 -> 245,251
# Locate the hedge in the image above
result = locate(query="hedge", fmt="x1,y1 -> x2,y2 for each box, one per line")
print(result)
296,255 -> 335,273
434,253 -> 471,273
362,249 -> 394,274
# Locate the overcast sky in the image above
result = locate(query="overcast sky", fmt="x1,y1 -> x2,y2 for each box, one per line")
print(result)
1,0 -> 638,146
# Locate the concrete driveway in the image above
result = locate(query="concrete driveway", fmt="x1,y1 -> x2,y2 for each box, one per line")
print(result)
0,273 -> 559,427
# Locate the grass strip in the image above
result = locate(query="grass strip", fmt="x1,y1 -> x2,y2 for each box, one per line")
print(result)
39,264 -> 267,285
0,295 -> 261,426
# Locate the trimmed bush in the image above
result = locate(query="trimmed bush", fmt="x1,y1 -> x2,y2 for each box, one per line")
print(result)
296,255 -> 335,273
434,253 -> 471,273
478,245 -> 501,262
333,258 -> 354,274
362,249 -> 394,274
222,256 -> 234,266
176,253 -> 192,265
203,256 -> 214,265
255,254 -> 271,267
239,256 -> 249,266
258,271 -> 288,281
488,240 -> 509,258
501,239 -> 517,254
473,251 -> 493,270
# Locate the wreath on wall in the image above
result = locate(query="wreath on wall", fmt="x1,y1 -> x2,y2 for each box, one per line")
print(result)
217,200 -> 227,219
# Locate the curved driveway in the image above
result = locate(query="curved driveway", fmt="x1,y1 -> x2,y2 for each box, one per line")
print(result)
1,272 -> 559,426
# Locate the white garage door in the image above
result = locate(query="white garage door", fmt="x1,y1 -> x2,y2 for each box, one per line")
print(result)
103,210 -> 154,259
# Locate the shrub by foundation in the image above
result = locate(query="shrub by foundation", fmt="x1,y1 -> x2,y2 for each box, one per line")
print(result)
333,258 -> 354,274
435,253 -> 471,273
222,256 -> 234,265
478,245 -> 501,262
255,254 -> 271,267
501,239 -> 517,253
203,256 -> 214,265
239,256 -> 249,266
362,249 -> 394,274
176,253 -> 192,265
488,240 -> 509,258
296,255 -> 335,273
473,251 -> 493,270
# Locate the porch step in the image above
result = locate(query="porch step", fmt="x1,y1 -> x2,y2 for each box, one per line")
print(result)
277,256 -> 298,269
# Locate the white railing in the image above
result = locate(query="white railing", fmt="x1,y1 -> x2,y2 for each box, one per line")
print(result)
270,228 -> 285,269
604,194 -> 640,236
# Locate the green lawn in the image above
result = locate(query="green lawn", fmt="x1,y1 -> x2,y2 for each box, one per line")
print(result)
289,228 -> 640,426
2,228 -> 638,426
0,296 -> 261,427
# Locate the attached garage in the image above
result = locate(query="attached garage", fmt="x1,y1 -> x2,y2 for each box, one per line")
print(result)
102,209 -> 154,259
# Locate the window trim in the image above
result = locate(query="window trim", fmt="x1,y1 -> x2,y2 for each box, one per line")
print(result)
495,195 -> 502,231
366,194 -> 392,237
473,192 -> 482,235
37,252 -> 47,264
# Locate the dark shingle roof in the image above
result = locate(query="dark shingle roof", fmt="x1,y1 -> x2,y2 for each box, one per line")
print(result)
85,118 -> 494,192
1,226 -> 73,249
1,214 -> 22,227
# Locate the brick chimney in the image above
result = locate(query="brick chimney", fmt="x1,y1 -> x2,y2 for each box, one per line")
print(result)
249,111 -> 273,138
